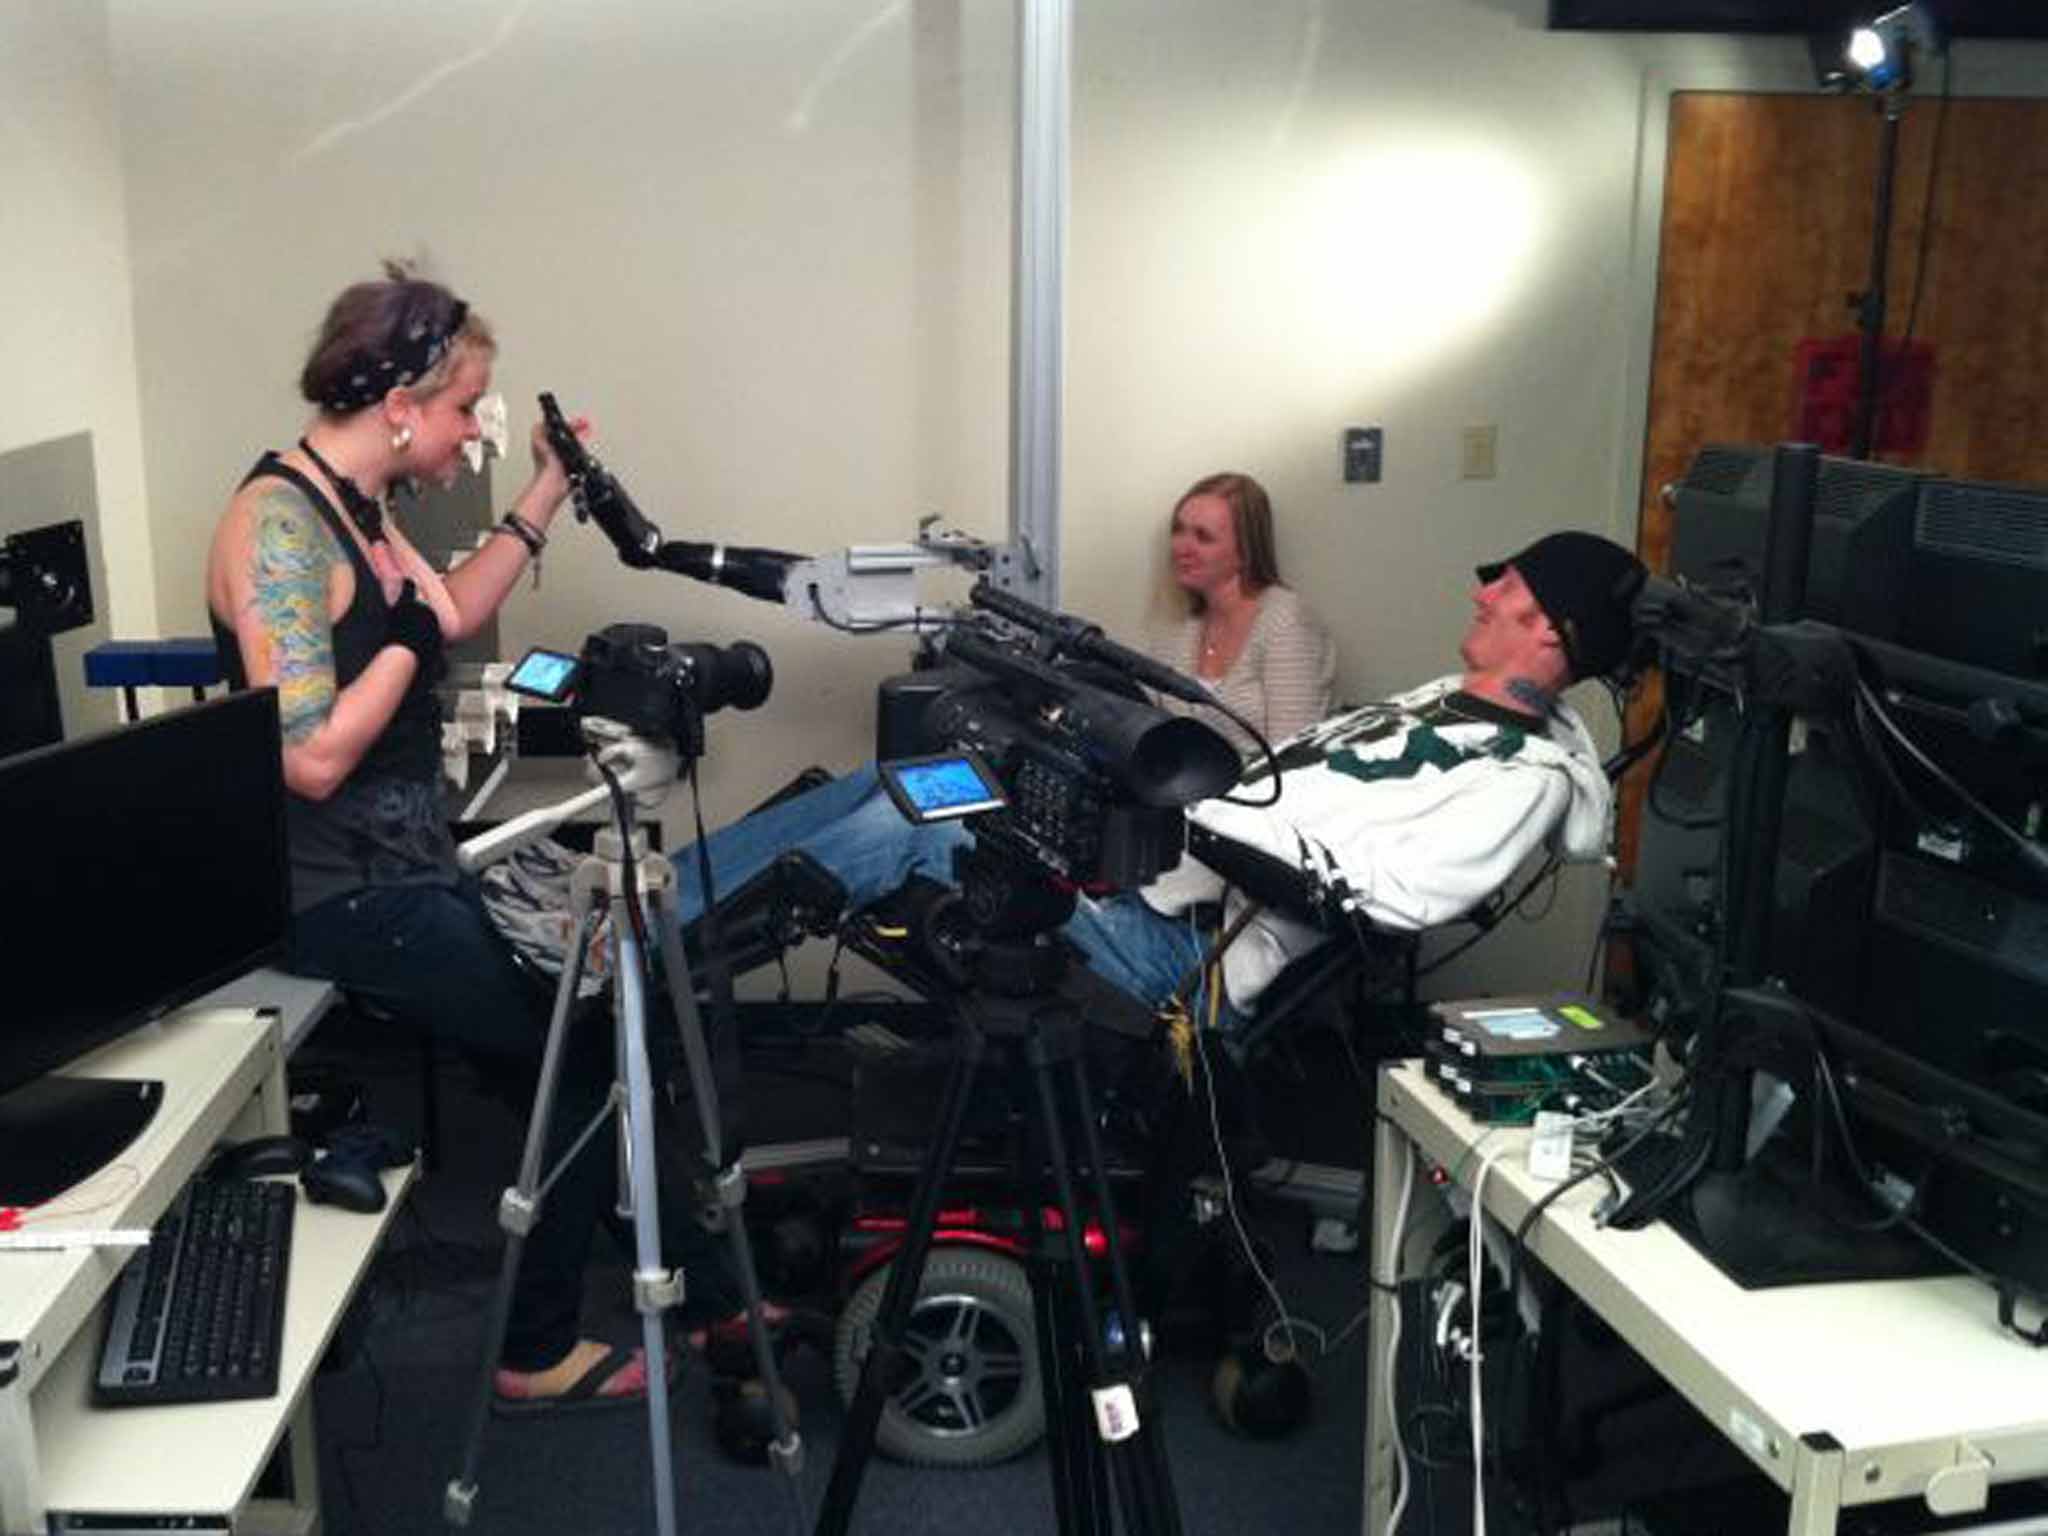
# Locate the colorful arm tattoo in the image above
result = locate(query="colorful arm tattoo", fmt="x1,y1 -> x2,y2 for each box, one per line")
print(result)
246,487 -> 338,743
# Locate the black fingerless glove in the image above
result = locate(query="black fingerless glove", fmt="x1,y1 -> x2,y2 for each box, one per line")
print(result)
384,581 -> 447,685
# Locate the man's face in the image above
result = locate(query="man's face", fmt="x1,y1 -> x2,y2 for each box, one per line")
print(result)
1459,564 -> 1560,675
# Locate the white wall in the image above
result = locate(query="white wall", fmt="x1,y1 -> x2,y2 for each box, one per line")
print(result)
92,0 -> 2048,996
1,3 -> 154,738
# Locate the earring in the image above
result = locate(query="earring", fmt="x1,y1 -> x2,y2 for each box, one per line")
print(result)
391,424 -> 414,452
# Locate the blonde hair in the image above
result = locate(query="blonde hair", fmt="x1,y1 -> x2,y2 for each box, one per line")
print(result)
1170,471 -> 1282,614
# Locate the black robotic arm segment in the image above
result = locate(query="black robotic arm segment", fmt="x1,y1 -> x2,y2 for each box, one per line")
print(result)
538,392 -> 662,568
652,541 -> 804,604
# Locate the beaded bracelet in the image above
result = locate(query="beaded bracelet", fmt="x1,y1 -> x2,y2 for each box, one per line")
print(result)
499,511 -> 547,557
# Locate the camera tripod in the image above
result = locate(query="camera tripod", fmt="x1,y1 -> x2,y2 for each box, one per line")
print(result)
443,721 -> 804,1536
818,864 -> 1183,1536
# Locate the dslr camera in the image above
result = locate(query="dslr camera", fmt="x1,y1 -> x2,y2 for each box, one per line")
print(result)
508,623 -> 773,758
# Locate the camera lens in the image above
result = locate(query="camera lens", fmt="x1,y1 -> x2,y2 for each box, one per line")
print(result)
673,640 -> 773,713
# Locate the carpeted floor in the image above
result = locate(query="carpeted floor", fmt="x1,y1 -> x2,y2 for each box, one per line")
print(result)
295,1014 -> 1376,1536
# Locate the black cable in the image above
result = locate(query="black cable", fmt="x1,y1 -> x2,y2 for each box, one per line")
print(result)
1806,1035 -> 2005,1285
1516,1081 -> 1693,1298
1855,671 -> 2048,888
1214,705 -> 1283,807
1875,47 -> 1952,436
805,583 -> 963,635
592,753 -> 654,958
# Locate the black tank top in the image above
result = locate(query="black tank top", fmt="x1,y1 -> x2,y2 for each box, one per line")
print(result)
211,453 -> 455,912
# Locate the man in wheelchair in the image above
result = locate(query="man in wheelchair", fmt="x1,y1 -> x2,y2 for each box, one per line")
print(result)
655,529 -> 1644,1040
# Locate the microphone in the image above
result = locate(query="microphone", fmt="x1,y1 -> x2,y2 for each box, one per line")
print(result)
968,581 -> 1212,706
652,542 -> 803,605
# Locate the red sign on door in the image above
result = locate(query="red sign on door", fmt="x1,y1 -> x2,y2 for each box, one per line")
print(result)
1792,335 -> 1935,457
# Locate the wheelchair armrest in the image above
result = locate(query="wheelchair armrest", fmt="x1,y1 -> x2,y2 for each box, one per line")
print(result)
1186,821 -> 1339,925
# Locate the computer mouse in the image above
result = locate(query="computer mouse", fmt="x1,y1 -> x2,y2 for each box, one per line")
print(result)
300,1156 -> 387,1215
321,1122 -> 416,1170
210,1134 -> 312,1180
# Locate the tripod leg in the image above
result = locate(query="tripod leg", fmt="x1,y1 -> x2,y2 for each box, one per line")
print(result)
646,882 -> 809,1517
1017,1074 -> 1106,1536
815,1023 -> 992,1536
1025,1036 -> 1184,1536
445,903 -> 611,1527
1063,1047 -> 1184,1536
609,895 -> 683,1536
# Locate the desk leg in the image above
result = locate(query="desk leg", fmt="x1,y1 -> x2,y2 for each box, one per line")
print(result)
0,1352 -> 45,1536
1787,1432 -> 1845,1536
237,1400 -> 323,1536
1363,1085 -> 1408,1536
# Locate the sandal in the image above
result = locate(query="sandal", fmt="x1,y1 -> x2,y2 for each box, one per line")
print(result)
490,1342 -> 676,1419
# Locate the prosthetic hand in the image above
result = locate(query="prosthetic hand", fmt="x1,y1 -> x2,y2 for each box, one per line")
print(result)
539,391 -> 662,568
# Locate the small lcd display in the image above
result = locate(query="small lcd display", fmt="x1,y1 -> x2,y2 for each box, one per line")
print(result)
878,751 -> 1007,823
508,647 -> 580,703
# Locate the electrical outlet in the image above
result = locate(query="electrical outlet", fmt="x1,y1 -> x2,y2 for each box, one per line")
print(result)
1460,425 -> 1498,481
1343,426 -> 1383,484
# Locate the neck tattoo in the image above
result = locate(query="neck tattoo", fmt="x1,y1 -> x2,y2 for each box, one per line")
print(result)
298,436 -> 387,544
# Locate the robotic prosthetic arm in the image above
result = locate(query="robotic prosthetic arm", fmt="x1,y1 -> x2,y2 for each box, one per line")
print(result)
538,392 -> 1006,628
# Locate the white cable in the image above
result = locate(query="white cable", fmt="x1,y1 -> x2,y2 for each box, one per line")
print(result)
1383,1135 -> 1417,1534
1467,1150 -> 1503,1536
1188,914 -> 1299,1353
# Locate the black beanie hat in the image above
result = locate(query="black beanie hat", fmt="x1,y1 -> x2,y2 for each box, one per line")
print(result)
1475,531 -> 1647,681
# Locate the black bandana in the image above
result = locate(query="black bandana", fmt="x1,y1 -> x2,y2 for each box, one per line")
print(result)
317,299 -> 469,414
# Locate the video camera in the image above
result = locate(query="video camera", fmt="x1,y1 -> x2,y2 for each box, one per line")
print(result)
508,622 -> 772,760
873,582 -> 1239,897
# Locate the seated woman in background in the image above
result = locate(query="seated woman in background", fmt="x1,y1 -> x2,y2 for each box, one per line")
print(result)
1152,471 -> 1335,760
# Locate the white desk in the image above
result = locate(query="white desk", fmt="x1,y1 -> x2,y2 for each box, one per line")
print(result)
194,968 -> 341,1059
0,1006 -> 410,1535
1364,1061 -> 2048,1536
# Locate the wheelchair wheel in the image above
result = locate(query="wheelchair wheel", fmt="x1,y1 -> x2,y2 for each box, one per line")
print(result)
833,1246 -> 1043,1466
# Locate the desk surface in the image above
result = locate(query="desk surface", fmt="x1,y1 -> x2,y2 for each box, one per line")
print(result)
195,966 -> 340,1058
33,1167 -> 410,1518
1380,1062 -> 2048,1512
2,1003 -> 408,1529
1,1009 -> 278,1400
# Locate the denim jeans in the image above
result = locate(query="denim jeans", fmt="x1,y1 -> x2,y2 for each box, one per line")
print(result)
286,876 -> 735,1370
667,764 -> 970,927
669,768 -> 1243,1032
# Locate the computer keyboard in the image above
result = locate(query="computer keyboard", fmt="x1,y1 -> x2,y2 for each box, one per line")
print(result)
94,1177 -> 294,1406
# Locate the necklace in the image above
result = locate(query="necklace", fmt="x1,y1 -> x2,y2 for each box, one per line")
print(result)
1199,603 -> 1252,662
297,436 -> 387,544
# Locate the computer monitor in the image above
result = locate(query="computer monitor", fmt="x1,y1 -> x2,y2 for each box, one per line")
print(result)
1668,442 -> 1924,639
1902,475 -> 2048,679
1628,448 -> 2048,1313
0,689 -> 290,1205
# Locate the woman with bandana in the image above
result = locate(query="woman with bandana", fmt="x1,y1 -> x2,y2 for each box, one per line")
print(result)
205,264 -> 730,1415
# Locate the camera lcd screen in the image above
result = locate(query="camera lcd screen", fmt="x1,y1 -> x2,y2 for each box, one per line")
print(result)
878,751 -> 1007,823
507,647 -> 581,703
